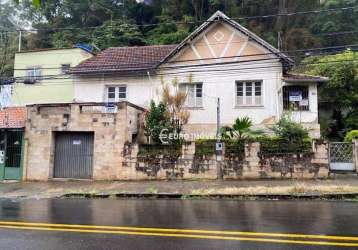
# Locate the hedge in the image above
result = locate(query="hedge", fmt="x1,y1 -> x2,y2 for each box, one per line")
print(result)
195,139 -> 245,157
258,136 -> 312,155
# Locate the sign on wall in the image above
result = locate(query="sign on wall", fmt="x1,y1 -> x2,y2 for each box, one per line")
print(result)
289,91 -> 302,102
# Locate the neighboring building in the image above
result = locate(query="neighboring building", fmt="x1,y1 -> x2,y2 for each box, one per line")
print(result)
25,102 -> 144,180
70,11 -> 327,138
0,107 -> 26,181
11,48 -> 93,106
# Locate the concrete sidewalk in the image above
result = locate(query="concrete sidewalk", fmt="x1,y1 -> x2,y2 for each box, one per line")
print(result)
1,176 -> 358,199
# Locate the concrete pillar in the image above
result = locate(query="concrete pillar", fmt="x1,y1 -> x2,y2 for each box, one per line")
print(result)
354,139 -> 358,172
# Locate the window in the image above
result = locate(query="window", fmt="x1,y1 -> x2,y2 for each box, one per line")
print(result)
236,81 -> 262,106
179,83 -> 203,107
283,85 -> 309,111
106,85 -> 127,102
26,67 -> 42,82
60,64 -> 71,74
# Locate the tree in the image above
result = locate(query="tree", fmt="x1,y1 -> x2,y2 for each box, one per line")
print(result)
144,100 -> 172,144
0,1 -> 25,77
91,20 -> 146,49
302,50 -> 358,135
144,77 -> 190,144
221,116 -> 263,140
161,77 -> 190,140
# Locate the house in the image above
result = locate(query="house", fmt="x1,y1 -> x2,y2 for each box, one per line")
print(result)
10,47 -> 93,106
0,107 -> 26,181
70,11 -> 328,138
17,11 -> 331,181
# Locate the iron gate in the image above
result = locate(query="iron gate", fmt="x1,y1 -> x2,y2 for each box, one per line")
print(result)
53,132 -> 94,179
329,142 -> 356,172
0,129 -> 24,180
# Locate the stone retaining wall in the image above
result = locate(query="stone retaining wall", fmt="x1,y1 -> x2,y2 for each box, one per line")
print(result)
122,141 -> 329,180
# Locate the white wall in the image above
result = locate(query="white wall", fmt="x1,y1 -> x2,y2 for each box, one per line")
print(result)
74,60 -> 286,126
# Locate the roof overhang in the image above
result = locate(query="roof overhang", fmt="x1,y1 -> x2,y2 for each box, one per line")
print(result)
283,74 -> 329,83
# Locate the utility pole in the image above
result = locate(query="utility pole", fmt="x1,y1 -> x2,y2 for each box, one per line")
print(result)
18,30 -> 22,52
216,97 -> 221,142
216,97 -> 223,179
277,31 -> 282,51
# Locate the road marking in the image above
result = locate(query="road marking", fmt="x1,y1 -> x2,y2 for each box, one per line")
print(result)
0,220 -> 357,242
1,224 -> 358,247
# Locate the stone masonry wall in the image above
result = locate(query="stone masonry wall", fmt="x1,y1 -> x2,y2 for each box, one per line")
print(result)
122,141 -> 329,180
25,102 -> 144,181
24,101 -> 330,181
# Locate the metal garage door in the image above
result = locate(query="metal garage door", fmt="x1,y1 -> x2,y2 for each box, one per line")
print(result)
54,132 -> 94,179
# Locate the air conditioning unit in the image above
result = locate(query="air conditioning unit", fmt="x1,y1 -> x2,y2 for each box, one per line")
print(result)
24,79 -> 37,84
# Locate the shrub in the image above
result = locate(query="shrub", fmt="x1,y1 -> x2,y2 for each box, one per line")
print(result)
271,114 -> 310,143
258,136 -> 312,155
194,139 -> 245,157
144,101 -> 172,144
221,116 -> 263,140
195,139 -> 216,157
344,130 -> 358,142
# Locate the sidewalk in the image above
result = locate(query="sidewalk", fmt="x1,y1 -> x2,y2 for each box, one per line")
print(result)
1,176 -> 358,199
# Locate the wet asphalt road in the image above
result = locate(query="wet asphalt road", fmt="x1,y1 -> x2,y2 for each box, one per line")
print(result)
0,199 -> 357,249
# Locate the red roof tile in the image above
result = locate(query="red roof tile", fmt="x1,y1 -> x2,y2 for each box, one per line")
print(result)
283,73 -> 329,83
71,45 -> 177,74
0,107 -> 26,129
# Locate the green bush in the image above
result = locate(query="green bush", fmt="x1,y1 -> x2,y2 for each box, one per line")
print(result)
258,136 -> 312,155
194,139 -> 245,157
144,101 -> 172,144
344,130 -> 358,142
271,114 -> 310,143
195,139 -> 216,157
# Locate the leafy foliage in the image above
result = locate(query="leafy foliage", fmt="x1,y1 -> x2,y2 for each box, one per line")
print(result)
9,0 -> 358,52
161,77 -> 190,139
302,50 -> 358,138
195,139 -> 245,157
221,116 -> 263,140
271,114 -> 310,143
258,136 -> 312,155
344,130 -> 358,142
144,77 -> 190,145
144,100 -> 171,144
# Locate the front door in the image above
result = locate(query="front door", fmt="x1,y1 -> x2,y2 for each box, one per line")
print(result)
0,130 -> 24,181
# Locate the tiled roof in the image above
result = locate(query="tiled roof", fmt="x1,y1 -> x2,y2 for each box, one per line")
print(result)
0,107 -> 26,129
70,45 -> 177,74
283,73 -> 329,83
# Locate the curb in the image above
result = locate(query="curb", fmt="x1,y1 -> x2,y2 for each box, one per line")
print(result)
62,192 -> 358,200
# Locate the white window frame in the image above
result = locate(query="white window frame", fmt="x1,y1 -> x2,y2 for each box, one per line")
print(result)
26,66 -> 42,82
179,82 -> 203,108
236,80 -> 263,107
105,85 -> 127,102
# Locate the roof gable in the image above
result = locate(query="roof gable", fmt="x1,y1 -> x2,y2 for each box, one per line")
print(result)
160,11 -> 293,66
71,11 -> 293,74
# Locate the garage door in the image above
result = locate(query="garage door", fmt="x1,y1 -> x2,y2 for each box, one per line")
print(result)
54,132 -> 94,179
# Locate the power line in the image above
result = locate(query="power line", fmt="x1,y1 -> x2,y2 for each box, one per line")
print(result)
3,58 -> 356,83
8,43 -> 358,72
1,6 -> 357,33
